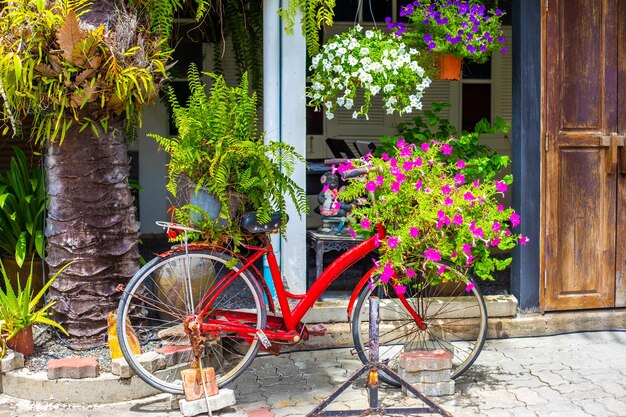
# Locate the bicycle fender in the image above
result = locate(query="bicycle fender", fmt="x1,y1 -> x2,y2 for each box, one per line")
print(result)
347,266 -> 378,320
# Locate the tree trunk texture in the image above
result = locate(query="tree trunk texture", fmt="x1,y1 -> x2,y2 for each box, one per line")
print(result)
46,118 -> 140,347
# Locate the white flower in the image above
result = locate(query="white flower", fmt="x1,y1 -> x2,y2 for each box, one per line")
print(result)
387,96 -> 397,105
348,55 -> 358,66
365,30 -> 374,39
333,65 -> 343,73
386,107 -> 395,114
370,85 -> 381,96
383,84 -> 395,93
311,55 -> 321,68
360,47 -> 370,56
325,110 -> 334,120
312,81 -> 325,91
390,49 -> 398,58
328,42 -> 339,50
337,47 -> 347,56
325,101 -> 332,109
409,95 -> 420,108
354,24 -> 363,32
337,97 -> 345,106
410,61 -> 419,71
345,98 -> 354,110
409,48 -> 418,55
352,111 -> 358,119
403,106 -> 412,114
382,59 -> 392,69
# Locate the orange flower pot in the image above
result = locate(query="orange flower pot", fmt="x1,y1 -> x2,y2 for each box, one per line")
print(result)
438,54 -> 463,80
7,326 -> 34,356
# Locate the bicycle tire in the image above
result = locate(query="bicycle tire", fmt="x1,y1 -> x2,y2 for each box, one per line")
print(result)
351,262 -> 487,383
117,249 -> 267,394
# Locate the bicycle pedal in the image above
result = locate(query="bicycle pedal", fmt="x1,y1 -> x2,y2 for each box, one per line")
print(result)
256,330 -> 272,349
308,324 -> 327,336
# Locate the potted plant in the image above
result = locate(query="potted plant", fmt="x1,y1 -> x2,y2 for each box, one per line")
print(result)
337,137 -> 528,290
150,64 -> 308,246
0,259 -> 70,357
389,1 -> 508,80
306,25 -> 433,120
0,147 -> 46,294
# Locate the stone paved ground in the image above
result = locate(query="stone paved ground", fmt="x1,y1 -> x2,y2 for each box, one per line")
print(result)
1,331 -> 625,416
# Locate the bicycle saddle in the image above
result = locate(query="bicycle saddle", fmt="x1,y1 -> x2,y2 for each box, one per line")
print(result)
240,212 -> 286,234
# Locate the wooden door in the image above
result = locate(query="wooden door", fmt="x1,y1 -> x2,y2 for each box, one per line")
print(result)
544,0 -> 624,310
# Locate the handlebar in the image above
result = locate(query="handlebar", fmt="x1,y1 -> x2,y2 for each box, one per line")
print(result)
341,165 -> 381,180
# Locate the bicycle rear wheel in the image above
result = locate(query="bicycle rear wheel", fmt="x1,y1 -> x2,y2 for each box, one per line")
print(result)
351,262 -> 487,383
117,249 -> 266,394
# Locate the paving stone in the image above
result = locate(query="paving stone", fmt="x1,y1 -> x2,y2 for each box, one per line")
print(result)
110,358 -> 133,378
0,351 -> 24,373
399,350 -> 453,372
243,407 -> 275,417
401,380 -> 455,397
47,357 -> 99,380
178,388 -> 236,416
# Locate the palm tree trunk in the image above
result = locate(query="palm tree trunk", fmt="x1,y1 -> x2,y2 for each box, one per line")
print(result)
45,118 -> 140,347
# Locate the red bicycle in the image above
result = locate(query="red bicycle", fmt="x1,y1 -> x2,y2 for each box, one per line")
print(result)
117,182 -> 487,395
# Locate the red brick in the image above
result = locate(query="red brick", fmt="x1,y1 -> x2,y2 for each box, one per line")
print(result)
399,349 -> 453,372
47,357 -> 99,380
154,344 -> 194,365
245,408 -> 275,417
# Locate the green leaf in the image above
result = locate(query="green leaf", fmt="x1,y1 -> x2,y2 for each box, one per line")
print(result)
15,232 -> 27,268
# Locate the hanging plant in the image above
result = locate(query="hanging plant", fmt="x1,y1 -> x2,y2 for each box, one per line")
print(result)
307,25 -> 432,120
389,0 -> 508,64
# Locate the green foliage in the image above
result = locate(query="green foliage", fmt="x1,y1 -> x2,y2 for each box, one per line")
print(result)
338,138 -> 527,284
150,65 -> 308,247
0,148 -> 46,268
279,0 -> 336,57
0,258 -> 71,349
378,102 -> 511,181
0,0 -> 170,144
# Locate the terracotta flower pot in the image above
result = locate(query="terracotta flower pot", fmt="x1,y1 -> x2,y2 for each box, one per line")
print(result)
437,54 -> 463,80
7,326 -> 35,356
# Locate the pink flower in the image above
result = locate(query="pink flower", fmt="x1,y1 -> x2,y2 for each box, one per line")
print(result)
381,153 -> 390,161
454,174 -> 465,185
495,180 -> 508,193
374,235 -> 380,247
390,158 -> 398,168
424,248 -> 441,262
402,161 -> 413,172
443,197 -> 454,206
462,243 -> 472,255
397,139 -> 407,148
410,227 -> 419,238
437,265 -> 446,275
466,255 -> 475,266
331,165 -> 337,175
510,212 -> 521,227
387,236 -> 399,249
414,157 -> 423,167
472,227 -> 484,239
394,285 -> 407,295
372,258 -> 380,268
456,160 -> 466,169
473,179 -> 480,188
420,143 -> 430,152
348,228 -> 356,239
453,214 -> 463,226
376,175 -> 384,185
450,252 -> 458,258
492,221 -> 501,232
380,262 -> 394,283
492,238 -> 501,247
520,235 -> 529,245
441,143 -> 453,155
497,204 -> 504,212
395,173 -> 406,183
406,269 -> 416,277
365,181 -> 378,192
332,201 -> 341,210
465,282 -> 475,292
322,184 -> 330,193
441,184 -> 451,195
415,180 -> 423,191
463,192 -> 476,201
400,147 -> 412,158
361,217 -> 371,229
390,182 -> 400,193
505,229 -> 511,237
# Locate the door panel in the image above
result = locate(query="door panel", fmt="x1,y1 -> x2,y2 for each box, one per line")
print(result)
614,0 -> 626,307
544,0 -> 618,310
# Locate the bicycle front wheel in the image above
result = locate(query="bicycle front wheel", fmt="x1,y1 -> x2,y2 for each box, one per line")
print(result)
351,262 -> 487,383
117,249 -> 266,394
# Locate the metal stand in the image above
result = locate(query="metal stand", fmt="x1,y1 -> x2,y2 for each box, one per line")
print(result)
306,296 -> 453,417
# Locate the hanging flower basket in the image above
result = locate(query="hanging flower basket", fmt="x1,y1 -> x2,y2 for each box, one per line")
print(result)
437,54 -> 463,80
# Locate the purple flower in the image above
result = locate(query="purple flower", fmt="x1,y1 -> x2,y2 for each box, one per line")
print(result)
467,44 -> 477,54
424,248 -> 441,262
365,181 -> 377,192
428,42 -> 437,51
361,217 -> 371,230
410,227 -> 419,238
480,44 -> 487,52
441,143 -> 453,155
424,33 -> 433,43
501,47 -> 508,54
498,35 -> 506,43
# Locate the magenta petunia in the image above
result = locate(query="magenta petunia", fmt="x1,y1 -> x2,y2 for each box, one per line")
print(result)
395,173 -> 406,183
376,175 -> 385,186
400,147 -> 412,158
519,235 -> 529,245
390,157 -> 398,168
456,160 -> 466,169
390,182 -> 400,193
495,180 -> 508,193
374,235 -> 380,247
454,174 -> 465,185
381,153 -> 390,161
510,212 -> 521,227
387,236 -> 399,249
424,248 -> 441,262
365,181 -> 378,192
361,217 -> 371,229
420,143 -> 430,152
443,197 -> 454,206
492,238 -> 501,247
492,221 -> 501,232
497,204 -> 504,212
414,157 -> 423,167
406,269 -> 416,277
453,214 -> 464,226
465,282 -> 475,292
466,255 -> 475,266
437,265 -> 446,275
473,179 -> 480,188
372,258 -> 380,268
380,262 -> 394,283
410,227 -> 419,238
462,243 -> 472,255
394,285 -> 407,295
415,180 -> 423,191
348,228 -> 356,239
402,161 -> 413,172
441,184 -> 451,195
463,192 -> 476,201
441,143 -> 453,155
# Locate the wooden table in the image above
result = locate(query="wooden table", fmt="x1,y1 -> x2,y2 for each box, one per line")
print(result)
307,230 -> 364,279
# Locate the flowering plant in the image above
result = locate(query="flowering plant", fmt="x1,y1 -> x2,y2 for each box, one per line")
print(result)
337,138 -> 528,287
389,0 -> 508,63
307,25 -> 432,120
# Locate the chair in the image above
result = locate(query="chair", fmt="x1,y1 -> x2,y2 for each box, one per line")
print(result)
325,138 -> 357,159
354,140 -> 376,157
